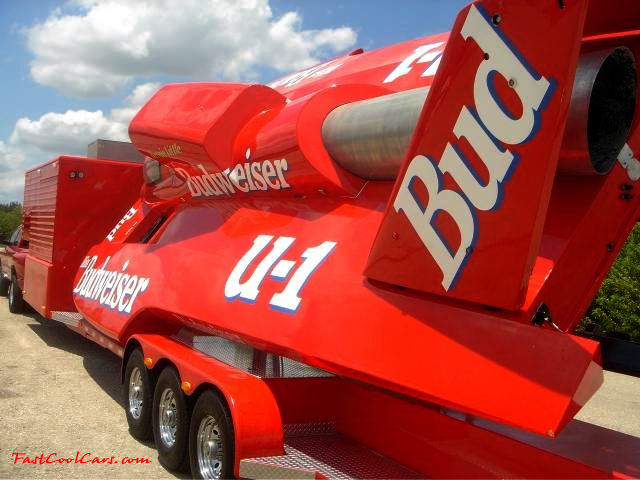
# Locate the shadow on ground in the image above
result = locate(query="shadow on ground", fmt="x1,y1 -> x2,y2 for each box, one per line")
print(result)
26,315 -> 124,405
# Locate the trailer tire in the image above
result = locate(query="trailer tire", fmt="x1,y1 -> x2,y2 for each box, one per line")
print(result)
8,273 -> 24,313
124,349 -> 154,441
189,389 -> 234,479
153,366 -> 189,471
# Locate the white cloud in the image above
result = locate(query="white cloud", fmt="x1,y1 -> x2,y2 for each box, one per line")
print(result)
106,81 -> 160,127
10,110 -> 126,156
0,141 -> 23,173
26,0 -> 357,98
3,0 -> 358,202
3,82 -> 160,202
0,141 -> 28,203
10,81 -> 159,157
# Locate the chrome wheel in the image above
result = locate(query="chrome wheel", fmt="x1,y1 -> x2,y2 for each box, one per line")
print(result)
189,389 -> 233,479
196,415 -> 223,479
128,367 -> 144,420
153,367 -> 189,470
124,349 -> 153,441
158,387 -> 178,447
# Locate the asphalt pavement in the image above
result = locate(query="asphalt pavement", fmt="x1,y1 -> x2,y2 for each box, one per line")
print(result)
0,299 -> 638,479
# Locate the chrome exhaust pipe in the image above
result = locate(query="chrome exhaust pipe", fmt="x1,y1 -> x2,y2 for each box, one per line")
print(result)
322,47 -> 637,180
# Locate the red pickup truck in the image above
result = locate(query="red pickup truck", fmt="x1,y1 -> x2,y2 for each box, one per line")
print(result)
0,225 -> 28,313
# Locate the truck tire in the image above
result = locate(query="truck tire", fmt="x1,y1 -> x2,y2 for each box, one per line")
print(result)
189,389 -> 234,479
8,273 -> 24,313
124,349 -> 154,441
0,275 -> 8,297
153,366 -> 189,471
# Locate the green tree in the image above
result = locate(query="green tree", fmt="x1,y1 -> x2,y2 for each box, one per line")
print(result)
581,223 -> 640,341
0,202 -> 22,241
0,201 -> 21,213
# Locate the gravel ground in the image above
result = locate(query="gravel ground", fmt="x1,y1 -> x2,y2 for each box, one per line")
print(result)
0,299 -> 638,479
0,302 -> 182,479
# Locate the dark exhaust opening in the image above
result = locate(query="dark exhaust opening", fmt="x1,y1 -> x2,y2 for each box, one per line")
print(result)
588,47 -> 637,174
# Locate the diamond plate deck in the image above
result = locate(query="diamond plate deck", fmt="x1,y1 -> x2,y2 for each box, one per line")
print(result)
240,430 -> 426,479
187,334 -> 333,378
51,311 -> 83,327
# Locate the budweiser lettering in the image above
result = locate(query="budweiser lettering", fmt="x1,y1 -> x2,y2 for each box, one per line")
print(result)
74,256 -> 150,314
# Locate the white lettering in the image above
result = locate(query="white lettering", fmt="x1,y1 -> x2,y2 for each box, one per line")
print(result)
393,4 -> 553,290
175,160 -> 291,199
226,236 -> 336,313
214,169 -> 236,194
439,107 -> 514,211
74,257 -> 150,313
394,156 -> 475,290
273,159 -> 291,189
270,241 -> 336,312
384,42 -> 445,84
225,235 -> 294,302
269,60 -> 343,89
462,5 -> 552,144
175,167 -> 202,197
231,164 -> 249,192
74,256 -> 97,293
107,207 -> 138,241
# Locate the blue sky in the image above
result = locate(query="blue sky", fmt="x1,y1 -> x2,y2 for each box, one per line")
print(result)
0,0 -> 468,202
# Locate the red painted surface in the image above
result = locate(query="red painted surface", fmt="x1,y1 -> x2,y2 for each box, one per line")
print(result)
22,156 -> 143,317
367,1 -> 588,309
132,333 -> 284,475
0,226 -> 27,289
15,0 -> 634,476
